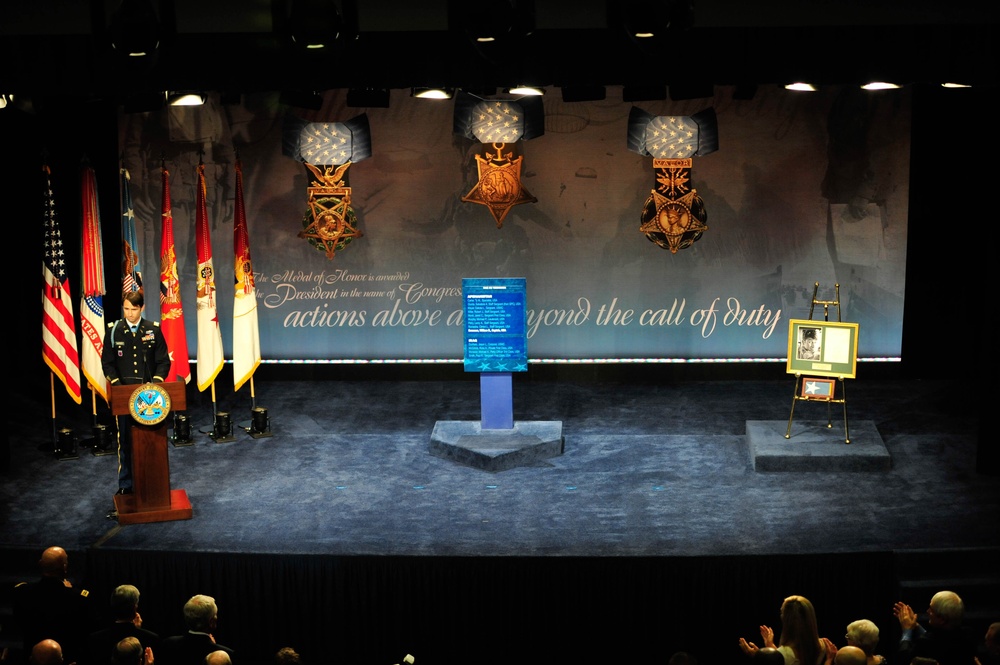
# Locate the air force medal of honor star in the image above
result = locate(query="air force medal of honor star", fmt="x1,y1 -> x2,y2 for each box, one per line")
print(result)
128,383 -> 172,425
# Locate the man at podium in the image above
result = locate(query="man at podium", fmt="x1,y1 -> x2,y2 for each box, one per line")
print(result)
101,291 -> 170,500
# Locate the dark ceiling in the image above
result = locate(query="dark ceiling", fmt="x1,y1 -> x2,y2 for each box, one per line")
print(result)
1,0 -> 997,109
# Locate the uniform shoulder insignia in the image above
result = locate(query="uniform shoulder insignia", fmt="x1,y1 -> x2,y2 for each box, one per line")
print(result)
80,589 -> 89,597
153,322 -> 161,327
108,321 -> 117,329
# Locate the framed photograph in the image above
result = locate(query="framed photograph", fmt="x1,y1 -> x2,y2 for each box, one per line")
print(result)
786,319 -> 859,378
800,377 -> 837,400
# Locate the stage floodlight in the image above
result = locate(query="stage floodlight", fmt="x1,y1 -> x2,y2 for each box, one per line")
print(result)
249,407 -> 273,439
172,413 -> 194,447
55,428 -> 79,461
211,412 -> 236,443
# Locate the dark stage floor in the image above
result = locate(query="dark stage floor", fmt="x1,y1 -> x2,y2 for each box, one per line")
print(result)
2,369 -> 995,557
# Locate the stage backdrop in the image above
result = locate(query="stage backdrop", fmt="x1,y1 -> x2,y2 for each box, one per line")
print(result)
118,84 -> 910,363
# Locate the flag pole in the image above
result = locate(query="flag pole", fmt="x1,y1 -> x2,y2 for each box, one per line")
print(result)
47,372 -> 57,451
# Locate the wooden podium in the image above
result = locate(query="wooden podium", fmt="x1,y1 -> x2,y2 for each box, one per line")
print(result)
110,381 -> 193,525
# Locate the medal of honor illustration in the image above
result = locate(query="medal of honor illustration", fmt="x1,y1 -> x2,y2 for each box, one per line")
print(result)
128,382 -> 172,425
298,162 -> 362,259
453,92 -> 545,229
462,144 -> 537,228
282,110 -> 372,259
627,107 -> 719,253
639,159 -> 709,253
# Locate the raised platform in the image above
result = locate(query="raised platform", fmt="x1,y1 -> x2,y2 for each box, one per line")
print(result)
430,420 -> 564,472
746,419 -> 890,472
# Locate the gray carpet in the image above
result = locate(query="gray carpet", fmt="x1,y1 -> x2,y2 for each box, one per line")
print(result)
2,375 -> 995,557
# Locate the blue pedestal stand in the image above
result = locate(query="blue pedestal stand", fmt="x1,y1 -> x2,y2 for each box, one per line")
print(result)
430,372 -> 563,472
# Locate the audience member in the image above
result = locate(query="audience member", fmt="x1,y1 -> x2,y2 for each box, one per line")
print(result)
29,641 -> 66,665
110,638 -> 150,665
159,596 -> 234,665
976,622 -> 1000,665
273,649 -> 299,665
893,591 -> 977,665
668,652 -> 697,665
13,548 -> 96,665
85,585 -> 161,665
753,647 -> 788,665
830,646 -> 869,665
740,595 -> 834,665
203,653 -> 229,665
846,619 -> 888,665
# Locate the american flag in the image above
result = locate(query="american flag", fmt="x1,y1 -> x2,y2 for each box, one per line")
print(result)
121,166 -> 143,294
41,165 -> 82,404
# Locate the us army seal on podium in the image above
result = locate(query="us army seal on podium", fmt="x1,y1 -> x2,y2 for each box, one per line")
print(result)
128,383 -> 172,426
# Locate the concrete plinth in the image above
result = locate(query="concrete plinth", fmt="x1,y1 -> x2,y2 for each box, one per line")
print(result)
430,420 -> 564,472
747,419 -> 890,472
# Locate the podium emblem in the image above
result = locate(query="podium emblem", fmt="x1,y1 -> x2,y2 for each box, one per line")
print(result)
128,383 -> 172,425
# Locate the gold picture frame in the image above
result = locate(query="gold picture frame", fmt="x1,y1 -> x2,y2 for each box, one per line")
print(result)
785,319 -> 859,379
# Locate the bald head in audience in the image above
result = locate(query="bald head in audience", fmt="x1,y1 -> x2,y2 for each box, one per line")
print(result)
205,651 -> 231,665
834,646 -> 868,665
30,640 -> 64,665
38,548 -> 69,580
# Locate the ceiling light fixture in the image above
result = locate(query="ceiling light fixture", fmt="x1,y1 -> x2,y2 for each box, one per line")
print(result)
411,87 -> 454,100
167,92 -> 206,107
507,85 -> 544,96
285,0 -> 345,51
861,81 -> 901,91
785,82 -> 817,92
108,0 -> 161,57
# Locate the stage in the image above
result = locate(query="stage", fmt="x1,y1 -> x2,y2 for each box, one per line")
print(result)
1,368 -> 996,665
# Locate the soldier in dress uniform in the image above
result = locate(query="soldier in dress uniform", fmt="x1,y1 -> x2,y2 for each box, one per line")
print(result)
101,291 -> 170,505
13,548 -> 96,665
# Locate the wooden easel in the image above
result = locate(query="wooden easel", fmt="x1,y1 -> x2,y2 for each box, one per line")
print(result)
785,283 -> 851,444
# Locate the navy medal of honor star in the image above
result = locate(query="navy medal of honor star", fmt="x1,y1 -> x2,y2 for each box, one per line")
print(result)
128,382 -> 172,425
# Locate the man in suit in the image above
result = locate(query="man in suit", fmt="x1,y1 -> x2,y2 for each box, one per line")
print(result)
13,548 -> 96,665
101,290 -> 170,505
893,591 -> 977,665
85,586 -> 160,665
159,596 -> 234,665
29,640 -> 69,665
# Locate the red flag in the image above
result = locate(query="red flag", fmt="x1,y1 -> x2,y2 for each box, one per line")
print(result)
232,158 -> 261,391
158,166 -> 191,384
41,164 -> 82,404
79,163 -> 107,402
195,162 -> 224,391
